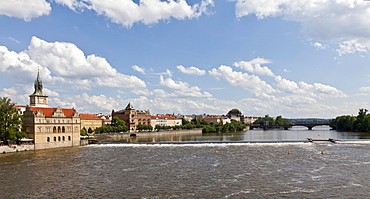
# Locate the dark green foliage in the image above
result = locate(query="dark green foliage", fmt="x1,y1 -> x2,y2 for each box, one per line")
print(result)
331,108 -> 370,132
253,115 -> 292,126
202,120 -> 246,133
0,97 -> 27,143
80,127 -> 87,136
94,117 -> 128,134
137,124 -> 153,131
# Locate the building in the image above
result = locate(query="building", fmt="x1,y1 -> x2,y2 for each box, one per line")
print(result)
111,103 -> 151,132
22,71 -> 81,150
151,114 -> 182,128
242,116 -> 259,124
202,116 -> 231,125
80,114 -> 103,131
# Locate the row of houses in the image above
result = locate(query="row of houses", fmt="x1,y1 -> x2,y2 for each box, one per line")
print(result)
14,71 -> 257,150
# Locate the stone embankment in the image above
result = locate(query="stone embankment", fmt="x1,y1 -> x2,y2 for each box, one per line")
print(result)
0,144 -> 34,153
94,129 -> 203,142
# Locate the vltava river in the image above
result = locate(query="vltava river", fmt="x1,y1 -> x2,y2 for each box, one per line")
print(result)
1,127 -> 370,198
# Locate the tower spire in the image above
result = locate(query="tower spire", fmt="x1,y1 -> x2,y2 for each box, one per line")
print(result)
30,69 -> 48,107
31,69 -> 46,96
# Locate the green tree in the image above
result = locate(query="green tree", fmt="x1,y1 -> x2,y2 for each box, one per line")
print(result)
111,117 -> 126,127
0,97 -> 26,144
80,127 -> 87,136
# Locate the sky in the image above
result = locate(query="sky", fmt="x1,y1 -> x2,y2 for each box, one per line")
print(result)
1,0 -> 370,118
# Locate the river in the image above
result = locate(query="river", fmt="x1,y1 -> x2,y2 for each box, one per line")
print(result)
1,127 -> 370,198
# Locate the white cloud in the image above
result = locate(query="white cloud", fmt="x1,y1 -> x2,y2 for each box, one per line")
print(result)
209,65 -> 276,96
176,65 -> 206,76
165,69 -> 173,77
274,75 -> 348,99
59,0 -> 214,27
233,58 -> 274,76
0,0 -> 51,21
0,87 -> 28,105
159,76 -> 212,98
359,87 -> 370,92
234,0 -> 370,55
132,65 -> 146,75
25,36 -> 146,90
312,42 -> 327,50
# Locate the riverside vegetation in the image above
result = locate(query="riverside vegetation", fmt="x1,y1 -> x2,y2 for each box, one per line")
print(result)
0,97 -> 27,145
331,109 -> 370,132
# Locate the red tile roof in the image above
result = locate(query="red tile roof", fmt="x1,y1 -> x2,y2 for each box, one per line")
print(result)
151,115 -> 179,119
29,107 -> 77,118
80,114 -> 101,120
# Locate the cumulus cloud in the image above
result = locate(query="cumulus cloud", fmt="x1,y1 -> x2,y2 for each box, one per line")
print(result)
57,0 -> 214,27
0,37 -> 146,90
132,65 -> 146,75
159,76 -> 212,98
274,76 -> 348,99
0,0 -> 51,21
176,65 -> 206,76
209,65 -> 276,96
233,58 -> 274,76
234,0 -> 370,55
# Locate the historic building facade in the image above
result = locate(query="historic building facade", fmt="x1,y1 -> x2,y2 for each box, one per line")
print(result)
111,103 -> 151,132
151,114 -> 182,128
22,71 -> 81,150
80,114 -> 103,131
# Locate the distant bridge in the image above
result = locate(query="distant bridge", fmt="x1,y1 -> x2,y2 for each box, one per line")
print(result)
249,123 -> 336,130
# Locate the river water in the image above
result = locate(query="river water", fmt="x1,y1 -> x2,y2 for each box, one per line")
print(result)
1,127 -> 370,198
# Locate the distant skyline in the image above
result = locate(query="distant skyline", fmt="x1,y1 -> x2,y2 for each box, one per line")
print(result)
1,0 -> 370,118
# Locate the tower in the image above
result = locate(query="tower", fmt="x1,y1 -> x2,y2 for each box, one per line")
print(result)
29,70 -> 48,107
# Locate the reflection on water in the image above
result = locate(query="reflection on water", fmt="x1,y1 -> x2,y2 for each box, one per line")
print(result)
118,126 -> 370,143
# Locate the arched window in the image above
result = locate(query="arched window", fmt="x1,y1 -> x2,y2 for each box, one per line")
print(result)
62,126 -> 65,133
58,136 -> 61,141
68,136 -> 71,141
62,136 -> 65,141
53,126 -> 56,133
47,137 -> 50,142
53,137 -> 56,142
58,127 -> 61,133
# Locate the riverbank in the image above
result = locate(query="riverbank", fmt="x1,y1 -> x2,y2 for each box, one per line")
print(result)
94,129 -> 203,142
0,144 -> 34,153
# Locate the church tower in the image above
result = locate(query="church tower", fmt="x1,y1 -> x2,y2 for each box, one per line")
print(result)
29,70 -> 48,107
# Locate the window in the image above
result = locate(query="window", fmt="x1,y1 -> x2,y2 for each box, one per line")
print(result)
58,127 -> 61,133
46,128 -> 50,133
68,136 -> 71,141
53,126 -> 56,133
54,137 -> 56,142
62,126 -> 65,133
38,127 -> 42,133
47,137 -> 50,142
67,127 -> 72,132
62,136 -> 65,141
58,136 -> 61,141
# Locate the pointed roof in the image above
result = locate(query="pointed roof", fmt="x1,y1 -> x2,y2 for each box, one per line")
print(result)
30,70 -> 47,97
125,102 -> 134,110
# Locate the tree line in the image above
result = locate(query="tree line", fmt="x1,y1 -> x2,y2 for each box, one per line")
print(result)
253,115 -> 292,126
0,97 -> 27,144
331,109 -> 370,132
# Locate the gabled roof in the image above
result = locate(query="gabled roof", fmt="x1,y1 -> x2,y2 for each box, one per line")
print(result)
29,107 -> 77,118
80,114 -> 101,120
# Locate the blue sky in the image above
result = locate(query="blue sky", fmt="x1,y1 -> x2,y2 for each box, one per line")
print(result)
1,0 -> 370,118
